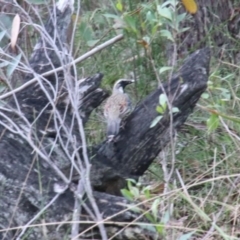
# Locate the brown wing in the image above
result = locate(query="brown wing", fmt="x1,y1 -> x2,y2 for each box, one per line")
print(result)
104,92 -> 130,120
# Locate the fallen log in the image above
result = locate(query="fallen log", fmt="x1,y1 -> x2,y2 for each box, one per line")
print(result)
0,0 -> 211,239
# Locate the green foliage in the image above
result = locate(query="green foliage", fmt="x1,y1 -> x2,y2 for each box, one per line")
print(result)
207,114 -> 219,132
121,178 -> 139,201
76,0 -> 191,92
2,0 -> 240,239
150,93 -> 179,128
0,14 -> 12,47
83,0 -> 188,142
121,179 -> 165,235
6,53 -> 22,78
47,0 -> 240,238
0,30 -> 6,41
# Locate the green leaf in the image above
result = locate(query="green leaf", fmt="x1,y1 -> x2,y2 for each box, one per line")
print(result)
156,105 -> 164,114
146,11 -> 156,23
201,93 -> 209,99
139,223 -> 157,233
0,14 -> 12,47
150,116 -> 163,128
178,231 -> 195,240
220,88 -> 231,100
127,178 -> 137,185
143,188 -> 151,199
159,66 -> 173,74
161,210 -> 170,224
172,107 -> 179,113
131,186 -> 140,198
144,212 -> 155,223
0,13 -> 13,33
159,94 -> 167,106
124,15 -> 137,33
129,205 -> 142,213
179,27 -> 190,33
116,1 -> 123,12
121,189 -> 134,201
87,39 -> 99,47
152,24 -> 159,34
7,53 -> 22,77
103,13 -> 120,19
79,22 -> 93,42
0,84 -> 7,93
207,114 -> 219,132
0,60 -> 9,68
151,198 -> 160,221
160,30 -> 174,42
176,13 -> 187,23
157,6 -> 172,20
156,224 -> 164,234
0,30 -> 6,42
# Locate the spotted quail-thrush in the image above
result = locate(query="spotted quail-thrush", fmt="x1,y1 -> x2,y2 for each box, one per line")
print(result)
104,79 -> 134,139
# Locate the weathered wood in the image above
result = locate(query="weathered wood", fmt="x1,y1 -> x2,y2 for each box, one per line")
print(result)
0,1 -> 212,239
0,48 -> 211,239
171,0 -> 240,62
179,0 -> 233,49
89,47 -> 211,194
0,2 -> 154,239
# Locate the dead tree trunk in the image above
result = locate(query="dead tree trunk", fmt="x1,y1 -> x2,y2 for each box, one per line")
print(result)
0,1 -> 213,240
179,0 -> 233,49
89,47 -> 210,195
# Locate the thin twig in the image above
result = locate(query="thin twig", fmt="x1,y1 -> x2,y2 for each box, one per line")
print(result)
71,177 -> 85,239
16,192 -> 66,240
0,34 -> 124,100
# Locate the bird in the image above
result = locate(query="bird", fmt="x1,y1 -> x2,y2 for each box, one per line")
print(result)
104,79 -> 134,139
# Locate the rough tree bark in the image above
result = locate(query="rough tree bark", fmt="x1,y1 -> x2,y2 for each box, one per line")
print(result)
0,0 -> 222,239
178,0 -> 233,49
167,0 -> 240,62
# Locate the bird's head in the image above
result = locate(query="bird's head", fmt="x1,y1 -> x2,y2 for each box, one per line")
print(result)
112,79 -> 135,93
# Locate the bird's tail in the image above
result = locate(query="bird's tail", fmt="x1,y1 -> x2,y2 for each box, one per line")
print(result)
107,118 -> 121,138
